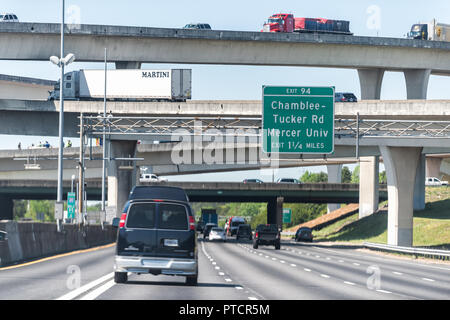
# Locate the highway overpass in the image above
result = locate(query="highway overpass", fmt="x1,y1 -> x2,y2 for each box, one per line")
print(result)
0,179 -> 388,224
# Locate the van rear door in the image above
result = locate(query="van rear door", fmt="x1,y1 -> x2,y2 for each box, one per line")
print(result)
117,202 -> 158,256
155,202 -> 196,259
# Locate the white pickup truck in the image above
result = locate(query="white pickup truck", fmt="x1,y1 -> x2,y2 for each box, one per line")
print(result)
139,174 -> 168,183
425,177 -> 448,186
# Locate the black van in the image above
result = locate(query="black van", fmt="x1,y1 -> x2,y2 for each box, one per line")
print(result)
112,186 -> 198,285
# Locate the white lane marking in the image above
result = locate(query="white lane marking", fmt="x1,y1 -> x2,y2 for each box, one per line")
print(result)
235,286 -> 243,290
320,274 -> 330,278
326,257 -> 331,260
272,258 -> 277,261
353,263 -> 361,266
280,260 -> 285,264
344,281 -> 355,285
215,266 -> 220,270
376,289 -> 392,294
212,262 -> 216,265
265,256 -> 269,258
422,278 -> 435,282
248,297 -> 258,300
55,272 -> 114,300
80,279 -> 116,300
393,271 -> 403,275
304,268 -> 311,272
219,272 -> 225,276
290,264 -> 297,267
225,278 -> 232,282
339,260 -> 344,263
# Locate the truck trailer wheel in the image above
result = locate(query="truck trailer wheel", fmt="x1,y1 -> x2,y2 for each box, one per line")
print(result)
275,242 -> 281,250
253,241 -> 259,249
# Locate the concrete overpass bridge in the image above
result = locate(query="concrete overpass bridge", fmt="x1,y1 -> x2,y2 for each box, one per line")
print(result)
0,22 -> 449,99
0,179 -> 388,226
1,23 -> 450,247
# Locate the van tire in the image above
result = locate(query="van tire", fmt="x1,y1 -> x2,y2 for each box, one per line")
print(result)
114,272 -> 128,284
253,241 -> 258,249
186,275 -> 198,286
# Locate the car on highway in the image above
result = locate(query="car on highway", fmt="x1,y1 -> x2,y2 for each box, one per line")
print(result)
0,231 -> 7,241
335,92 -> 357,102
276,178 -> 300,184
425,177 -> 449,186
236,224 -> 253,241
294,227 -> 313,242
203,222 -> 218,239
243,179 -> 264,184
253,224 -> 281,250
225,216 -> 247,236
139,173 -> 168,183
183,23 -> 211,30
112,186 -> 198,285
208,227 -> 226,242
0,13 -> 19,22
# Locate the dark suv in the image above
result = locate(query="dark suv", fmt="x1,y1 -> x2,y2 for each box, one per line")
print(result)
112,186 -> 198,285
236,224 -> 253,241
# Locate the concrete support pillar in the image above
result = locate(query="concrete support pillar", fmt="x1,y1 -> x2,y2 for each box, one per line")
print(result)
357,68 -> 385,100
115,62 -> 142,69
413,154 -> 426,211
359,156 -> 379,218
0,196 -> 13,220
403,69 -> 431,100
267,197 -> 283,229
326,164 -> 342,213
380,146 -> 423,247
426,157 -> 442,178
107,140 -> 137,218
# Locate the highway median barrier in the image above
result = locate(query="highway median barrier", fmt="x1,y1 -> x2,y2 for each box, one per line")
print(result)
0,220 -> 116,267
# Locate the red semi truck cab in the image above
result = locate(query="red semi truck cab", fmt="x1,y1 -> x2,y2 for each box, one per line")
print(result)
262,13 -> 294,32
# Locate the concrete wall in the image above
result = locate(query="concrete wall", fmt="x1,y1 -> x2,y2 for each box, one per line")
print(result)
0,221 -> 116,267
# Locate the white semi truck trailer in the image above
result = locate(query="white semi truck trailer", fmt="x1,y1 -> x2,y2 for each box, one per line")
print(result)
49,69 -> 191,101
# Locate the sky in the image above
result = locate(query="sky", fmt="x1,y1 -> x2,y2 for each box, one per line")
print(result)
0,0 -> 447,180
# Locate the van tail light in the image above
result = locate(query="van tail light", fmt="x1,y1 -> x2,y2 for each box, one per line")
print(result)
189,216 -> 195,231
255,232 -> 259,238
119,213 -> 127,228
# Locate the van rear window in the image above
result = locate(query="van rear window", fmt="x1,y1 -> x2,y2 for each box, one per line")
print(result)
126,203 -> 156,229
158,203 -> 188,230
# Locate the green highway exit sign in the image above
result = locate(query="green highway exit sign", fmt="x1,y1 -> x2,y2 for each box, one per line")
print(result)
262,86 -> 335,154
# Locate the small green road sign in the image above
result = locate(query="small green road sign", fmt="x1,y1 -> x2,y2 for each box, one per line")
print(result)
282,208 -> 292,224
67,192 -> 76,219
262,86 -> 335,154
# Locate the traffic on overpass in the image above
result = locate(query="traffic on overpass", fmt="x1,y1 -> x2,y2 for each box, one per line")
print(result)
0,0 -> 449,311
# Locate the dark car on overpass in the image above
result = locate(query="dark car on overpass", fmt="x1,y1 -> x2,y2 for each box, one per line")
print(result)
112,186 -> 198,285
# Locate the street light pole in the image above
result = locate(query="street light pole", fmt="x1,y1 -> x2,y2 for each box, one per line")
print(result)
102,48 -> 107,212
56,0 -> 65,232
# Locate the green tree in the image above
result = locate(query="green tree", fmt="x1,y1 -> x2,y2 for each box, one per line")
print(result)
341,166 -> 352,183
13,200 -> 28,221
24,200 -> 55,222
379,170 -> 387,184
351,165 -> 360,183
300,170 -> 328,183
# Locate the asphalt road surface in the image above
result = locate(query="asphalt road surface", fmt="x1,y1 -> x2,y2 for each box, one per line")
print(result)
0,239 -> 449,300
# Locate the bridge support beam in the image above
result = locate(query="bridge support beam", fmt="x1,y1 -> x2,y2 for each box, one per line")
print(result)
413,154 -> 426,211
115,61 -> 142,69
107,140 -> 137,219
267,197 -> 283,229
326,164 -> 342,213
380,146 -> 423,247
0,195 -> 13,220
426,157 -> 442,178
357,68 -> 385,100
403,69 -> 431,100
359,156 -> 379,218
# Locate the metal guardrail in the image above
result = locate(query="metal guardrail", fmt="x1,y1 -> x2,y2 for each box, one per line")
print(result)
363,242 -> 450,260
